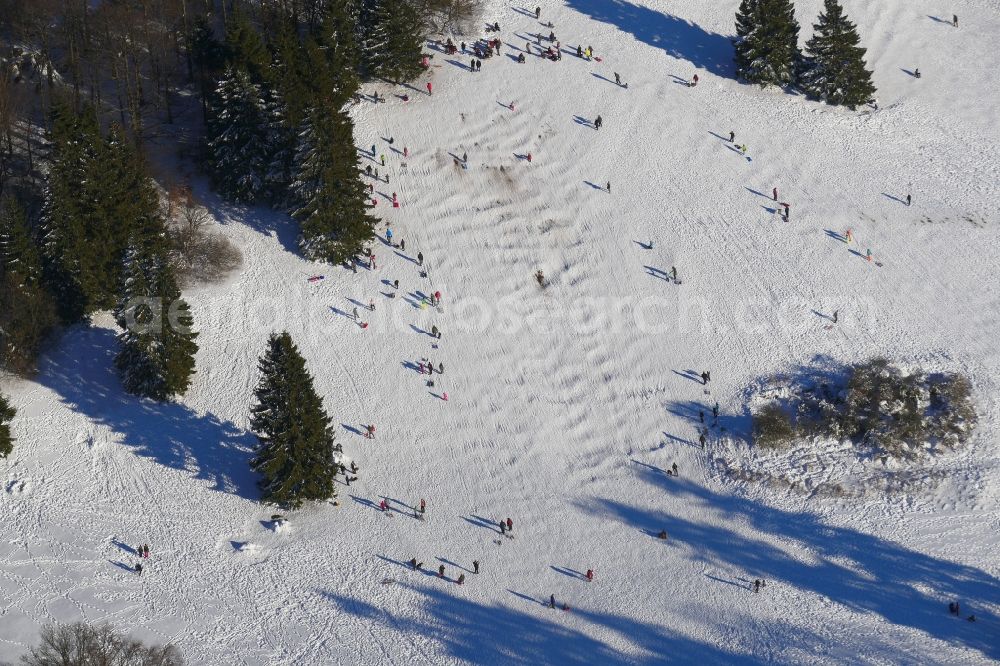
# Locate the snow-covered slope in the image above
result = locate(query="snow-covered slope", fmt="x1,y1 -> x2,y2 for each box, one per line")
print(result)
3,0 -> 999,663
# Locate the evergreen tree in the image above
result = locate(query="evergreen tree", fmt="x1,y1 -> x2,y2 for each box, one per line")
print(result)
800,0 -> 876,109
113,239 -> 198,401
0,196 -> 58,375
734,0 -> 802,87
320,0 -> 362,107
40,101 -> 103,322
0,196 -> 42,285
250,331 -> 337,507
290,108 -> 375,264
189,15 -> 225,122
224,11 -> 270,83
207,67 -> 272,204
0,392 -> 14,458
361,0 -> 425,82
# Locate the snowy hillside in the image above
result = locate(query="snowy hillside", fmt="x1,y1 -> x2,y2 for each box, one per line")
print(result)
3,0 -> 999,663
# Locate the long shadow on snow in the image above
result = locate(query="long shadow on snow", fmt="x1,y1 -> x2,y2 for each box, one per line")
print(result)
36,326 -> 257,499
318,583 -> 757,664
191,178 -> 300,257
564,0 -> 734,78
575,470 -> 1000,661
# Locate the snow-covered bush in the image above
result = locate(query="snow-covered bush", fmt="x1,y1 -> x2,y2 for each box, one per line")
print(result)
751,358 -> 977,459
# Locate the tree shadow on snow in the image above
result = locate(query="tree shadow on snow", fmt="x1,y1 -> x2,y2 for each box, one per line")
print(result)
573,471 -> 1000,661
319,583 -> 783,663
192,179 -> 300,257
559,0 -> 743,79
36,326 -> 257,500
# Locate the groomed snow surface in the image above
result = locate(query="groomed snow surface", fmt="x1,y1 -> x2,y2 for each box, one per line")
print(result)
3,0 -> 999,663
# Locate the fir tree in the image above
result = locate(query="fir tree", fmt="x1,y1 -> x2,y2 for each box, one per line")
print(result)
250,331 -> 337,507
40,101 -> 103,322
734,0 -> 802,87
0,392 -> 14,458
320,0 -> 362,107
224,11 -> 270,83
800,0 -> 876,109
0,196 -> 42,285
361,0 -> 425,82
290,108 -> 375,264
189,16 -> 225,122
0,196 -> 58,375
114,240 -> 198,401
207,67 -> 272,203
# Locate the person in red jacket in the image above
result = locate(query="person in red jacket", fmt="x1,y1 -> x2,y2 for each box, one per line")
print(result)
586,569 -> 594,582
426,81 -> 433,95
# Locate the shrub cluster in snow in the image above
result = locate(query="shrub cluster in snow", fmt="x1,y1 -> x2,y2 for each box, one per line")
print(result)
752,358 -> 976,458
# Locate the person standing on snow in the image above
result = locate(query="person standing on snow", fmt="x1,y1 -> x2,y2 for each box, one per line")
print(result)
671,266 -> 677,282
773,187 -> 778,201
549,594 -> 556,608
506,517 -> 513,532
427,81 -> 433,95
417,252 -> 424,266
535,6 -> 541,18
614,72 -> 621,85
701,371 -> 710,385
586,569 -> 594,582
473,560 -> 480,574
906,193 -> 912,206
594,115 -> 603,130
729,130 -> 735,142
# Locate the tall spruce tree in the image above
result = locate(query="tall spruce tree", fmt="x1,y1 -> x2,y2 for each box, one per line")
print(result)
114,239 -> 198,400
207,67 -> 273,203
0,196 -> 58,375
0,392 -> 14,458
224,11 -> 270,83
361,0 -> 425,82
734,0 -> 802,87
320,0 -> 362,107
0,197 -> 42,285
250,331 -> 337,507
290,107 -> 375,264
40,101 -> 102,322
800,0 -> 876,109
189,16 -> 225,122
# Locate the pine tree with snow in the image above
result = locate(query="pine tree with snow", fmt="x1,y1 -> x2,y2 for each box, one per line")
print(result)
40,101 -> 103,322
0,196 -> 58,375
0,197 -> 43,285
290,107 -> 376,264
320,0 -> 362,107
734,0 -> 802,87
224,10 -> 270,83
0,392 -> 14,458
360,0 -> 425,82
207,67 -> 272,204
250,331 -> 337,508
800,0 -> 876,109
113,241 -> 198,400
